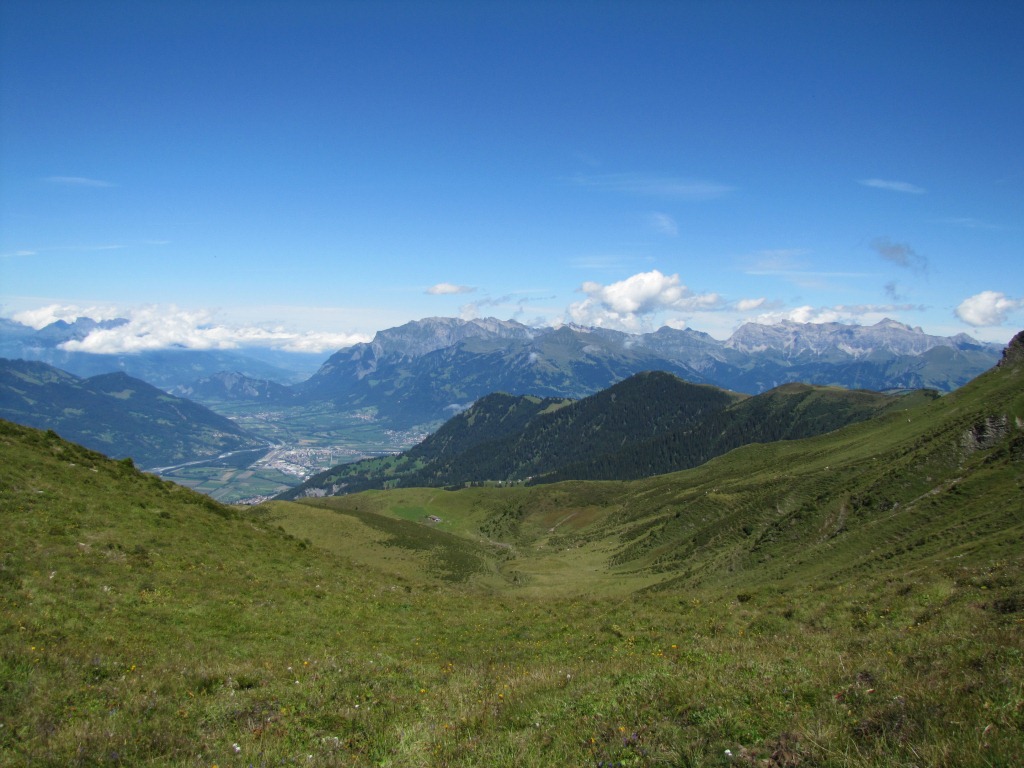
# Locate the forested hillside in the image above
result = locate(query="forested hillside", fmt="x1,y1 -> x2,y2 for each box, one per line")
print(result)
539,382 -> 939,483
281,371 -> 923,498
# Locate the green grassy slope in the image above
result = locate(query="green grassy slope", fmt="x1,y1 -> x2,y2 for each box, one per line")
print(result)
2,335 -> 1022,767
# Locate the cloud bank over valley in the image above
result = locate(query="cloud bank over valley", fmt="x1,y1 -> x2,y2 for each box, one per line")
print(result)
11,304 -> 370,355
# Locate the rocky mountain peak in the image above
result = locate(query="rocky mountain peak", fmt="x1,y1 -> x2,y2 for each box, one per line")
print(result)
725,317 -> 995,359
370,317 -> 534,359
35,316 -> 128,343
873,318 -> 917,332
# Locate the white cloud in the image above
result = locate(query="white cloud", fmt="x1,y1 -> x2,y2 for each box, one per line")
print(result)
568,270 -> 722,331
648,212 -> 678,236
753,304 -> 924,327
955,291 -> 1024,327
16,304 -> 369,354
572,173 -> 733,200
736,297 -> 766,312
12,303 -> 122,329
426,282 -> 476,295
858,178 -> 926,194
754,305 -> 846,325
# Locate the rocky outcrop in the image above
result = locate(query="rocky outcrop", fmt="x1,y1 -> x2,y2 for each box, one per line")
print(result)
962,415 -> 1012,454
997,330 -> 1024,368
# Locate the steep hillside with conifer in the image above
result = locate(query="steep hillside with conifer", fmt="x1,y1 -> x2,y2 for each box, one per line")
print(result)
281,371 -> 925,498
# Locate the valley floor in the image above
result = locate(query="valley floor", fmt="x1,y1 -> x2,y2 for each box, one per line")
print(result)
155,400 -> 432,503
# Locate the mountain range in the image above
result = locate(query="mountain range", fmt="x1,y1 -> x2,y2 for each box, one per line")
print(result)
3,315 -> 999,415
0,358 -> 264,469
226,316 -> 1000,429
0,314 -> 1005,484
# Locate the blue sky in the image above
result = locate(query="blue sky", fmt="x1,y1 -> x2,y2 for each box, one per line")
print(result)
1,0 -> 1022,353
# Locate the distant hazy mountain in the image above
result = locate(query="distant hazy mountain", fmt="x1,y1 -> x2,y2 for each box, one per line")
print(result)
724,317 -> 984,357
0,359 -> 264,468
0,317 -> 322,388
172,371 -> 291,402
281,370 -> 931,498
292,316 -> 999,429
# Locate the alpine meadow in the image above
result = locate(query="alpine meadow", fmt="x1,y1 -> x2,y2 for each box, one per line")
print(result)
3,3 -> 1024,767
2,332 -> 1022,767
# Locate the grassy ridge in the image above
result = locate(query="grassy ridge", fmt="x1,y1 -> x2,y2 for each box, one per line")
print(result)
2,345 -> 1023,766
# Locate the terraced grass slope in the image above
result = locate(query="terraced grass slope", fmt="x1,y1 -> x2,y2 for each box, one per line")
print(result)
1,333 -> 1022,766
